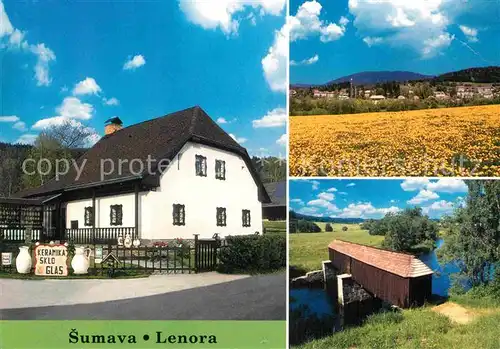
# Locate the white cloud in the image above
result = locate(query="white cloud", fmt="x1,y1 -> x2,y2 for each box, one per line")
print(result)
401,178 -> 430,191
276,133 -> 287,146
229,133 -> 247,144
31,116 -> 100,147
290,1 -> 348,42
459,25 -> 478,42
12,121 -> 26,131
290,54 -> 319,66
178,0 -> 285,35
30,43 -> 56,86
338,192 -> 348,195
327,187 -> 337,192
123,55 -> 146,70
307,198 -> 338,212
348,0 -> 454,57
0,115 -> 20,122
1,1 -> 56,86
422,200 -> 455,217
103,97 -> 119,106
290,198 -> 304,205
317,192 -> 334,201
262,24 -> 287,92
335,202 -> 400,219
363,36 -> 384,47
298,206 -> 319,215
217,117 -> 228,124
426,179 -> 468,193
0,1 -> 13,37
73,77 -> 102,96
56,97 -> 93,120
407,189 -> 439,205
15,134 -> 38,145
346,183 -> 356,187
253,107 -> 286,128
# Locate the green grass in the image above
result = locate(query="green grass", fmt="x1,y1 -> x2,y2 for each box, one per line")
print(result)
263,220 -> 286,235
290,223 -> 384,272
295,308 -> 500,349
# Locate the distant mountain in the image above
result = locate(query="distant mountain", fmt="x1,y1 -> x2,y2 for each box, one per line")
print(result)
325,71 -> 434,85
434,66 -> 500,83
291,66 -> 500,89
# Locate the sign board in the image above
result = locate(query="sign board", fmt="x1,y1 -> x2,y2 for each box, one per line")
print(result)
34,244 -> 68,276
1,252 -> 12,266
94,246 -> 103,264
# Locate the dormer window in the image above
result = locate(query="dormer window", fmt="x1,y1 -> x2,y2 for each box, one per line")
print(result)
195,155 -> 207,177
215,160 -> 226,180
110,205 -> 123,226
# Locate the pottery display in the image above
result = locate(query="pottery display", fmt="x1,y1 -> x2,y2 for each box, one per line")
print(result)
71,246 -> 92,274
117,234 -> 124,246
15,246 -> 32,274
124,234 -> 132,248
132,239 -> 141,247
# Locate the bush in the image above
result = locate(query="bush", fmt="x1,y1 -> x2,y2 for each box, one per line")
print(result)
217,234 -> 286,274
297,219 -> 322,233
325,223 -> 333,232
342,226 -> 348,231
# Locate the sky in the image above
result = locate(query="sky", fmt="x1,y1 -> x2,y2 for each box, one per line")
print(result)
290,178 -> 470,220
290,0 -> 500,84
0,0 -> 287,157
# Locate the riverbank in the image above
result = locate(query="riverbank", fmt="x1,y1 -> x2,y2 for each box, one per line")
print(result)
295,302 -> 500,349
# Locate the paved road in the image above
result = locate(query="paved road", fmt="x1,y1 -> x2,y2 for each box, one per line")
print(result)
0,273 -> 286,320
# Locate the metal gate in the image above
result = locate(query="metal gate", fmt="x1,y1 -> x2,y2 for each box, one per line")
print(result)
194,235 -> 220,272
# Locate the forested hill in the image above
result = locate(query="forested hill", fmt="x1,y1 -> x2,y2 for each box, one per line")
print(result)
434,66 -> 500,83
290,210 -> 365,224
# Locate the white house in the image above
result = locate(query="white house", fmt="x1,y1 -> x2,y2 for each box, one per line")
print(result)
17,106 -> 270,243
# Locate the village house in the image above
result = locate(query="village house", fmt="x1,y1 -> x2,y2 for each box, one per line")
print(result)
369,95 -> 386,102
313,89 -> 335,98
290,89 -> 297,96
456,84 -> 475,99
7,106 -> 270,244
433,91 -> 449,100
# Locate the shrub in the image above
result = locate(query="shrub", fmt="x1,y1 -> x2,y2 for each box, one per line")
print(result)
217,234 -> 286,273
297,219 -> 322,233
325,223 -> 333,232
342,226 -> 348,231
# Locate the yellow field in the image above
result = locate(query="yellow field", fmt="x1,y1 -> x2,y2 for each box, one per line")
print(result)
290,105 -> 500,177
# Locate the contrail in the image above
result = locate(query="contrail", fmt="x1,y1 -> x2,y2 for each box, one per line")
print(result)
455,37 -> 494,66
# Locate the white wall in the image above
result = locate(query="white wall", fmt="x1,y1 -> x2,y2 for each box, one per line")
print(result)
65,142 -> 263,240
65,193 -> 138,229
141,142 -> 263,239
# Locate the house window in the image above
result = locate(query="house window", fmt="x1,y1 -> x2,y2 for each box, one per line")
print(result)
195,155 -> 207,177
70,220 -> 79,229
242,210 -> 251,227
215,160 -> 226,180
173,204 -> 185,226
216,207 -> 227,227
84,207 -> 93,226
110,205 -> 123,226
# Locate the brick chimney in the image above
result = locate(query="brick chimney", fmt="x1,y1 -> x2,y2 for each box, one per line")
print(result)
104,117 -> 123,135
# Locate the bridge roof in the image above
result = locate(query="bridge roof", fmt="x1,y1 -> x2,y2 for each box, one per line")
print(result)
328,240 -> 433,278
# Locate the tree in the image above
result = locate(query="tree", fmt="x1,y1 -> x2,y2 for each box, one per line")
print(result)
382,207 -> 438,252
22,120 -> 93,189
325,223 -> 333,232
439,180 -> 500,287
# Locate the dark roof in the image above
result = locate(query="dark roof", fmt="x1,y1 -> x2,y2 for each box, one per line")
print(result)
329,240 -> 433,278
263,181 -> 286,207
19,106 -> 270,203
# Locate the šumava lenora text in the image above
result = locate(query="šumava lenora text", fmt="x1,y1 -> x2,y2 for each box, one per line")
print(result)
69,329 -> 218,344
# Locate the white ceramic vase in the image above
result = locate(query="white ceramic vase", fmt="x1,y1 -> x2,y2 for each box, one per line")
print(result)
16,246 -> 32,274
124,234 -> 132,248
71,246 -> 91,274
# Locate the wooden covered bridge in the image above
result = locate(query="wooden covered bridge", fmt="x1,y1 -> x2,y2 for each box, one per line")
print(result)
329,240 -> 434,308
